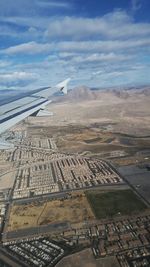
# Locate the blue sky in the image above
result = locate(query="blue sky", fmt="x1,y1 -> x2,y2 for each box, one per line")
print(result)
0,0 -> 150,89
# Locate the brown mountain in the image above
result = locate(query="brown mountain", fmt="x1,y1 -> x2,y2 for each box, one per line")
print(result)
52,85 -> 150,103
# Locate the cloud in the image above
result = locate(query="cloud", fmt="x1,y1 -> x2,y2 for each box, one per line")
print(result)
0,71 -> 37,87
2,42 -> 51,55
0,16 -> 50,32
2,37 -> 150,57
0,7 -> 150,88
0,60 -> 12,68
131,0 -> 142,12
60,52 -> 132,64
0,25 -> 20,37
51,38 -> 150,53
2,10 -> 150,40
0,0 -> 72,18
45,12 -> 150,40
0,0 -> 34,16
37,0 -> 72,9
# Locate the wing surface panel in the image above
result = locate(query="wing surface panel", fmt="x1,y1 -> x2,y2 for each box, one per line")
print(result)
0,78 -> 70,137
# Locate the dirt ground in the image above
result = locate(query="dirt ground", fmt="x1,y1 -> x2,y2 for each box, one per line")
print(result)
0,171 -> 16,190
7,192 -> 94,231
26,92 -> 150,136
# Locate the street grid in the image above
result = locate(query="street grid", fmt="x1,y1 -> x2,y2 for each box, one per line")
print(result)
0,130 -> 150,267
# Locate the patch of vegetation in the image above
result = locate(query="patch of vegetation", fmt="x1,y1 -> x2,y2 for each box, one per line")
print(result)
86,189 -> 147,219
84,137 -> 102,143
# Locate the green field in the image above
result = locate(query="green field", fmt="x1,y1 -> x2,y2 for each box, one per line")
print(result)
86,189 -> 147,219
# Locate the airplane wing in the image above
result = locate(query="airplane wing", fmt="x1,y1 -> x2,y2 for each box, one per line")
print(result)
0,78 -> 70,148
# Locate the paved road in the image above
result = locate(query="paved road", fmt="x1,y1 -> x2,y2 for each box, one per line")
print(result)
10,182 -> 127,204
3,221 -> 69,241
118,164 -> 150,205
0,247 -> 23,267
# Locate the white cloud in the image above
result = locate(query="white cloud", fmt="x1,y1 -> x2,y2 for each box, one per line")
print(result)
45,12 -> 150,40
51,38 -> 150,53
37,0 -> 72,9
0,60 -> 12,68
2,37 -> 150,57
0,71 -> 37,87
0,16 -> 50,30
1,10 -> 150,41
2,42 -> 51,55
0,8 -> 150,88
64,53 -> 132,64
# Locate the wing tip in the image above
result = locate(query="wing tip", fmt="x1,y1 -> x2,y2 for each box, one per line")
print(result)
56,78 -> 71,94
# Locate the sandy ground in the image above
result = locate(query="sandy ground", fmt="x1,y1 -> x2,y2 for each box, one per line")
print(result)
7,193 -> 94,231
25,94 -> 150,136
0,171 -> 16,190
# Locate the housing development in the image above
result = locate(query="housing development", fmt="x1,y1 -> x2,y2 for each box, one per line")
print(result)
1,0 -> 150,265
0,123 -> 150,267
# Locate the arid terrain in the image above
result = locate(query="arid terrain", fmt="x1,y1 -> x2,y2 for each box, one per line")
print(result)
7,192 -> 94,231
0,86 -> 150,267
21,86 -> 150,167
26,86 -> 150,135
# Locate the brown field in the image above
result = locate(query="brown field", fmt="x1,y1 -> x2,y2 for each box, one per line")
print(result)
7,193 -> 95,231
0,171 -> 16,190
112,155 -> 149,166
26,90 -> 150,136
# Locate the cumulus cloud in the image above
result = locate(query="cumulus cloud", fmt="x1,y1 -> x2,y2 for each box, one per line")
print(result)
0,7 -> 150,88
0,72 -> 37,87
2,10 -> 149,40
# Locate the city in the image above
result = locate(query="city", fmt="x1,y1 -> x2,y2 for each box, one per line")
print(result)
0,0 -> 150,266
0,125 -> 150,267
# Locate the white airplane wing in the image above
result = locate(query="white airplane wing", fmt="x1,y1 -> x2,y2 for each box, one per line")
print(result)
0,78 -> 70,148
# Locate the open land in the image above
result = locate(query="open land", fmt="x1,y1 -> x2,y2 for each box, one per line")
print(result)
0,171 -> 16,190
86,189 -> 147,219
7,192 -> 94,231
24,87 -> 150,166
6,188 -> 148,234
27,88 -> 150,136
0,87 -> 150,267
119,164 -> 150,203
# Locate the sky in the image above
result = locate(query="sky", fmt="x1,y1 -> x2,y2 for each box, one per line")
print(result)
0,0 -> 150,90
